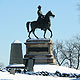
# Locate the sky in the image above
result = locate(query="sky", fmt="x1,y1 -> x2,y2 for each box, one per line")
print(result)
0,0 -> 80,66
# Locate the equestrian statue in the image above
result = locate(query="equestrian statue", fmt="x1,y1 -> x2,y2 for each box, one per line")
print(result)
26,5 -> 55,39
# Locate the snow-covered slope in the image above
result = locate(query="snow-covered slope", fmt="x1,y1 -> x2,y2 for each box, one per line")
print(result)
0,64 -> 80,80
34,64 -> 80,74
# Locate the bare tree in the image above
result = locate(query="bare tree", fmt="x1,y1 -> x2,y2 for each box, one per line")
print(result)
72,35 -> 80,69
55,35 -> 80,69
55,40 -> 69,66
0,63 -> 4,70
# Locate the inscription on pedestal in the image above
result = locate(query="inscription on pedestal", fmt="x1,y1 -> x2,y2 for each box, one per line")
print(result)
28,47 -> 48,52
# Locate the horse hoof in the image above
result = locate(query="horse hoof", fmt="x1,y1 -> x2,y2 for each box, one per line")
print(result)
44,37 -> 46,39
50,36 -> 52,38
28,37 -> 31,39
36,37 -> 39,39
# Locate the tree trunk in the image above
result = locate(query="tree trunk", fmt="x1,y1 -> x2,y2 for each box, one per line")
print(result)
76,50 -> 80,69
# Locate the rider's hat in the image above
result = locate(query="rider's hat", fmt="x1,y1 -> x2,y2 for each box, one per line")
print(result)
38,5 -> 41,9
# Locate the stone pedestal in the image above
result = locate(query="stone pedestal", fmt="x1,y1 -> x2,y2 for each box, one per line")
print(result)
24,39 -> 56,65
27,59 -> 34,72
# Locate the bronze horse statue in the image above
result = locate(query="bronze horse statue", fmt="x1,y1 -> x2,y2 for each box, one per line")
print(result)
26,11 -> 55,39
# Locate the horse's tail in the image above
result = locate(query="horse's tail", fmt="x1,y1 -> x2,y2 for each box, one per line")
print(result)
26,22 -> 31,32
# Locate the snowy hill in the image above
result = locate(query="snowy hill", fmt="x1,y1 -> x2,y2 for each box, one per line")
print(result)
0,64 -> 80,80
34,64 -> 80,74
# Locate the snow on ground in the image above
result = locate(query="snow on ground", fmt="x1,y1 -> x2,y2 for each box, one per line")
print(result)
34,64 -> 80,74
0,71 -> 77,80
0,64 -> 80,80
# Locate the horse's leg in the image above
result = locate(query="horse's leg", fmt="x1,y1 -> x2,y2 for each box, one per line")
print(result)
44,30 -> 47,39
28,29 -> 33,39
33,30 -> 39,39
48,28 -> 53,38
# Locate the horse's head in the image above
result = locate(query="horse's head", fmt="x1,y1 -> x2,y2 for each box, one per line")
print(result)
47,11 -> 55,18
